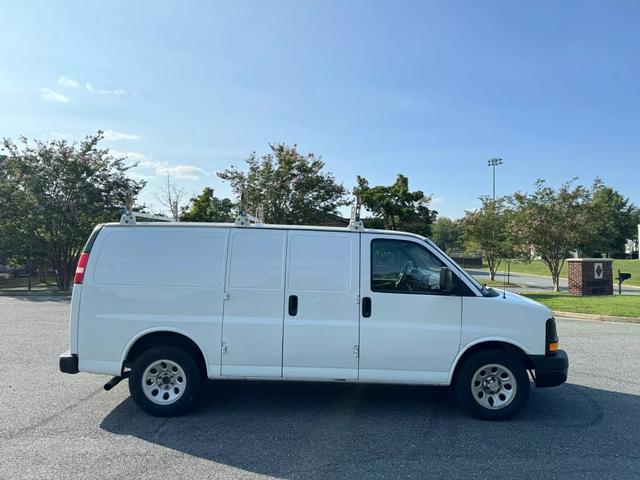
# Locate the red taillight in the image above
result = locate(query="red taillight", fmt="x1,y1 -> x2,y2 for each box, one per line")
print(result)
74,252 -> 90,284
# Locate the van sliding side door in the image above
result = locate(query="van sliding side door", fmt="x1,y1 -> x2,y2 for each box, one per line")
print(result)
220,229 -> 287,377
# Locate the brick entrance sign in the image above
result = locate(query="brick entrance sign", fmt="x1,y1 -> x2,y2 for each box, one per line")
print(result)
567,258 -> 613,296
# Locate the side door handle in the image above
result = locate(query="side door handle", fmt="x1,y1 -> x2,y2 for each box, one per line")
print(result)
288,295 -> 298,316
362,296 -> 371,318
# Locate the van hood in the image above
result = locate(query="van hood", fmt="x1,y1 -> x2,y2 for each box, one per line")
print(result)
499,290 -> 553,317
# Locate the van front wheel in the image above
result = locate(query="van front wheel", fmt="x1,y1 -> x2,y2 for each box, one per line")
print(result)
454,349 -> 530,420
129,346 -> 203,416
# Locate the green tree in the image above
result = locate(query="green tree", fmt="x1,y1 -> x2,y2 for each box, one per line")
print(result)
0,132 -> 144,290
510,179 -> 591,291
431,217 -> 463,253
217,144 -> 349,224
180,187 -> 235,222
354,174 -> 437,236
581,179 -> 638,257
462,197 -> 513,281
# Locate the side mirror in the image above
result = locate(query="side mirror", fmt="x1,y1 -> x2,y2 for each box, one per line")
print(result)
439,267 -> 453,292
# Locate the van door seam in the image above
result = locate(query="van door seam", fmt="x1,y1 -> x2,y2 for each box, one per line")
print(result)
280,230 -> 289,379
219,228 -> 232,375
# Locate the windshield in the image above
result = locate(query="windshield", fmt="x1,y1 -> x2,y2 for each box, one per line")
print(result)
422,237 -> 496,297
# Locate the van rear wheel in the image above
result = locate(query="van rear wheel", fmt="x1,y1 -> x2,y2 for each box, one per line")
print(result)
129,346 -> 203,416
455,349 -> 530,421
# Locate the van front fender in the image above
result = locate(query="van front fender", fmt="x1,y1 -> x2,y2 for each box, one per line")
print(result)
446,337 -> 532,385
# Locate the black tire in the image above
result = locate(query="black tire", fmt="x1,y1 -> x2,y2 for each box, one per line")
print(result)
454,349 -> 530,421
129,346 -> 203,417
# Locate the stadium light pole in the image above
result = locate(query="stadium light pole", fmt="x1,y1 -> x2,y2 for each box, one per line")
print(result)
27,211 -> 33,292
487,158 -> 503,201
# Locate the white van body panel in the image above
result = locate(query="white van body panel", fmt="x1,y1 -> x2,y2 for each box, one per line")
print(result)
72,222 -> 553,387
461,292 -> 550,356
68,285 -> 83,354
119,326 -> 210,373
77,226 -> 229,377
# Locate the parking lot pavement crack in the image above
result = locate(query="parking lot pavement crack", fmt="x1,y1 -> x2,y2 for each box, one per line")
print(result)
1,386 -> 104,440
152,417 -> 171,438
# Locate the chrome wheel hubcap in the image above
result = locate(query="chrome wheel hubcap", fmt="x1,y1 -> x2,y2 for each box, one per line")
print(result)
142,359 -> 187,405
471,363 -> 517,410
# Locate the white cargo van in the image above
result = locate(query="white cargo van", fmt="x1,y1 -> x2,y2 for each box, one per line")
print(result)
60,216 -> 568,420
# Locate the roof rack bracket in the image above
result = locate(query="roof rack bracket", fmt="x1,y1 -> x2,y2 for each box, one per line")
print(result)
119,209 -> 175,225
234,208 -> 263,227
347,204 -> 365,231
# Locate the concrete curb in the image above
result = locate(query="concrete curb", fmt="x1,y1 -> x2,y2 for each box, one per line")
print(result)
554,310 -> 640,324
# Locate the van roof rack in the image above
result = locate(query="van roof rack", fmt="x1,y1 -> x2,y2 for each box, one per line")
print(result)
347,198 -> 364,231
119,209 -> 176,225
235,207 -> 263,227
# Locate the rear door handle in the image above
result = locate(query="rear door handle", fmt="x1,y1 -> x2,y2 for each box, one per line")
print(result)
362,296 -> 371,318
288,295 -> 298,316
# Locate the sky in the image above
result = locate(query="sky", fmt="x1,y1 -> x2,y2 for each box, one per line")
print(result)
1,0 -> 639,219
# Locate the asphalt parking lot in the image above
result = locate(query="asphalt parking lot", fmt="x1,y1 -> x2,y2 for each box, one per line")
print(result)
1,296 -> 639,480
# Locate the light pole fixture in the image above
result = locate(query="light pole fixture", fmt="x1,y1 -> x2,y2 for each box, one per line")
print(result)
487,157 -> 503,201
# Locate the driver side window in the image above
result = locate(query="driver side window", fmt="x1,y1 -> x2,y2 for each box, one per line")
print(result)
371,239 -> 447,294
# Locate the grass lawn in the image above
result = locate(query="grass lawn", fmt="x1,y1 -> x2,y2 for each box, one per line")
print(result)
480,279 -> 521,288
485,259 -> 640,287
522,292 -> 640,318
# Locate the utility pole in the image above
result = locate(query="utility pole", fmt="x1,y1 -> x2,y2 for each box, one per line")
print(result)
487,158 -> 503,201
27,211 -> 33,292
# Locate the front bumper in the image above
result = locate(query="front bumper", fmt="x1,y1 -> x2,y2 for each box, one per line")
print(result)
59,351 -> 79,374
529,350 -> 569,388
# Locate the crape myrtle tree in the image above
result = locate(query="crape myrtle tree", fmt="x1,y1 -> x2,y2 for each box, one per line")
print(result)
180,187 -> 235,222
462,196 -> 513,281
353,174 -> 438,236
580,179 -> 639,257
217,143 -> 350,224
510,179 -> 591,292
0,132 -> 144,290
431,216 -> 464,253
0,154 -> 37,268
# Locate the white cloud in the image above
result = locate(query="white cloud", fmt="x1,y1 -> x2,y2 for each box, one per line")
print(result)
39,88 -> 70,103
86,82 -> 126,96
103,129 -> 139,141
57,76 -> 79,88
155,163 -> 210,180
431,196 -> 445,206
113,151 -> 209,181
